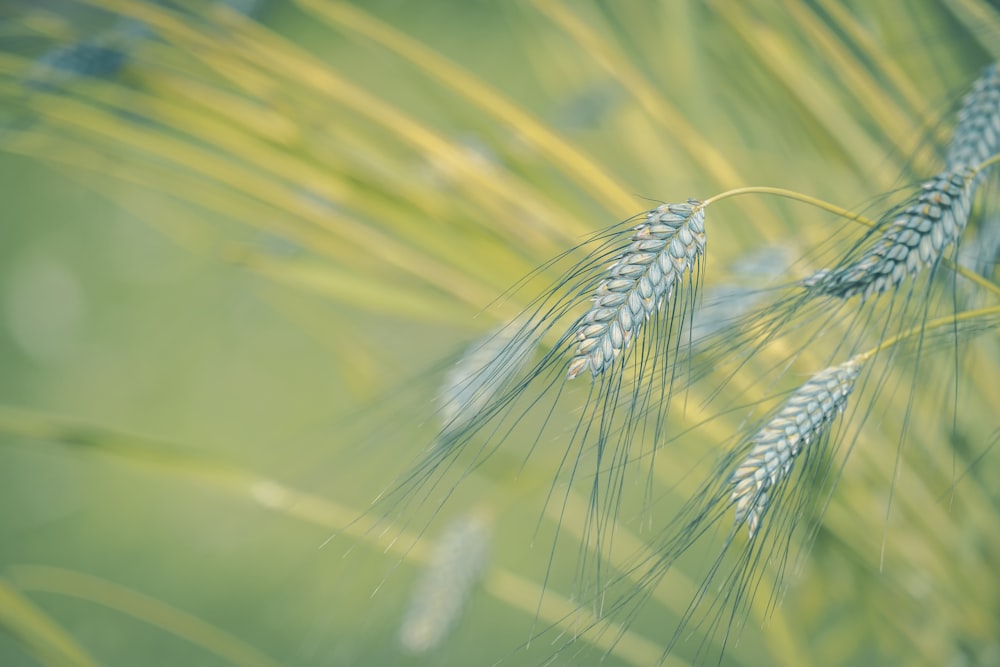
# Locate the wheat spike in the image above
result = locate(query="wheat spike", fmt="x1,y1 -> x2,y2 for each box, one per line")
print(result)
946,62 -> 1000,175
730,356 -> 862,538
567,199 -> 706,379
399,513 -> 491,653
803,168 -> 974,300
438,322 -> 536,443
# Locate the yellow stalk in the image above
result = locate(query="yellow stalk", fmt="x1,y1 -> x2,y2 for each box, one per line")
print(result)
292,0 -> 639,216
815,0 -> 950,141
0,580 -> 99,667
7,92 -> 506,311
0,406 -> 672,667
780,0 -> 936,172
9,567 -> 282,667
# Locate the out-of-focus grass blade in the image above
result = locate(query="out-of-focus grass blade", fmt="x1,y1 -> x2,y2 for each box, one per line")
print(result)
228,246 -> 480,326
0,405 -> 668,667
7,566 -> 281,667
80,0 -> 583,244
291,0 -> 638,217
778,0 -> 935,173
945,0 -> 1000,59
815,0 -> 951,142
1,87 -> 507,311
0,579 -> 100,667
707,0 -> 901,190
530,0 -> 741,189
528,0 -> 785,254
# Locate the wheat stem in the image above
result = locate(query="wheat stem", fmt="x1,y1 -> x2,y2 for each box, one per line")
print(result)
704,183 -> 1000,297
856,303 -> 1000,363
293,0 -> 639,216
973,150 -> 1000,175
703,185 -> 876,223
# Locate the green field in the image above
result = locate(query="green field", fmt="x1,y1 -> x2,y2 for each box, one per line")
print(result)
0,1 -> 998,665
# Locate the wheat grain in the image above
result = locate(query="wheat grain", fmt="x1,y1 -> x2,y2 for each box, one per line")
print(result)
567,199 -> 706,379
803,168 -> 975,299
730,356 -> 862,538
552,356 -> 867,665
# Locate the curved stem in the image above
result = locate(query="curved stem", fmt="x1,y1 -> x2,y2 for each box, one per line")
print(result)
949,259 -> 1000,297
973,151 -> 1000,177
702,186 -> 876,226
701,185 -> 1000,299
856,304 -> 1000,363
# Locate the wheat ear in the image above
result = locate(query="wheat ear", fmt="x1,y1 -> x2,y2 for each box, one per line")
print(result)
438,322 -> 536,442
803,168 -> 975,300
24,18 -> 150,91
399,513 -> 491,653
802,64 -> 999,300
946,62 -> 1000,175
567,199 -> 706,379
730,356 -> 862,538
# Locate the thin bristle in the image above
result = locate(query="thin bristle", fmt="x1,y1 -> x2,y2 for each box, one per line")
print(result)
567,199 -> 706,379
438,322 -> 536,443
803,168 -> 974,299
730,356 -> 862,538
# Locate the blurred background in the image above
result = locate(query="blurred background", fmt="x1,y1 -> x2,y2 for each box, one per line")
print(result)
0,1 -> 998,665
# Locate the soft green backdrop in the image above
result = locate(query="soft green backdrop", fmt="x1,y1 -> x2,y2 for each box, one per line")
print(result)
0,1 -> 998,665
